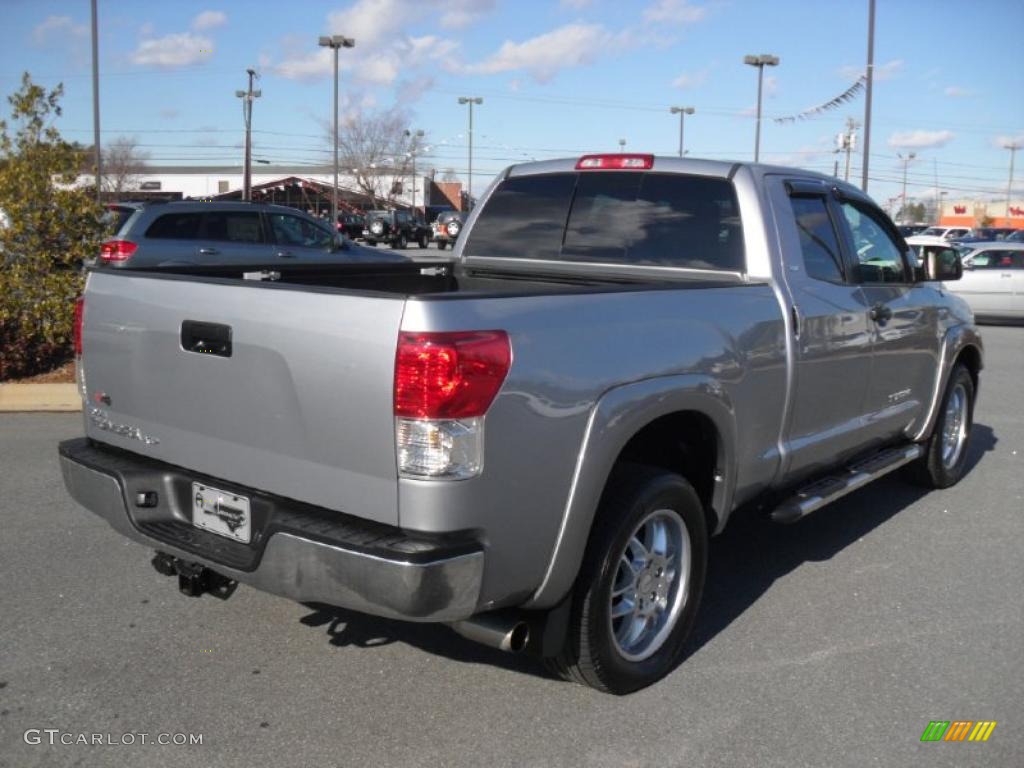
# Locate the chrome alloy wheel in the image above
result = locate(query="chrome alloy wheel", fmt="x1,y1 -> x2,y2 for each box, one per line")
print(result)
941,382 -> 969,470
608,508 -> 691,662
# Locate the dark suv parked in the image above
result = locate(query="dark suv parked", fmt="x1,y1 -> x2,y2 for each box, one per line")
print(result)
431,211 -> 466,250
93,201 -> 401,268
363,210 -> 431,249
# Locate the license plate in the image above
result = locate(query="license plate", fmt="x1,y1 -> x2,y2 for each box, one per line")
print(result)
192,483 -> 251,543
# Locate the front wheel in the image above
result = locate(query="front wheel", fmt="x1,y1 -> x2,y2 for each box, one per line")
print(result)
907,363 -> 975,488
546,465 -> 708,694
396,234 -> 408,249
418,233 -> 429,249
436,240 -> 447,250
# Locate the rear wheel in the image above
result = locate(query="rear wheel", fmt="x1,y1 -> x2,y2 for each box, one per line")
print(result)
546,465 -> 708,694
418,233 -> 430,248
396,234 -> 408,249
437,240 -> 447,250
907,363 -> 974,488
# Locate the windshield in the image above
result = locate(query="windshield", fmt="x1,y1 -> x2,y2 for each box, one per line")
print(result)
919,227 -> 944,237
462,171 -> 745,271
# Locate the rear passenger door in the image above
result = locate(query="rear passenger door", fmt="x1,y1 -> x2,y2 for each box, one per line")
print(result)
772,179 -> 874,478
267,212 -> 336,261
195,210 -> 274,263
959,249 -> 1020,314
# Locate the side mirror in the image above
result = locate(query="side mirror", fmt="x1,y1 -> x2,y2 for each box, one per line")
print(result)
921,247 -> 963,282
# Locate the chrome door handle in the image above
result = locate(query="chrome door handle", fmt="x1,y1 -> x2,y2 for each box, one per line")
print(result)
276,250 -> 296,258
198,247 -> 220,255
869,304 -> 893,324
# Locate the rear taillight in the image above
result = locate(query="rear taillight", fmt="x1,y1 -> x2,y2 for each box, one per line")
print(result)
576,154 -> 654,170
73,297 -> 85,357
394,331 -> 511,479
99,239 -> 137,262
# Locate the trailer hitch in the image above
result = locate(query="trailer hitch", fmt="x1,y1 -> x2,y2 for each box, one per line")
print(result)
151,552 -> 238,600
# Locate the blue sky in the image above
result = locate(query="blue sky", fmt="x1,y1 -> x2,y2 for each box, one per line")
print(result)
3,0 -> 1023,210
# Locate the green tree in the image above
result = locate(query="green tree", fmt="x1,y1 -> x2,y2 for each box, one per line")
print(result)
0,73 -> 104,379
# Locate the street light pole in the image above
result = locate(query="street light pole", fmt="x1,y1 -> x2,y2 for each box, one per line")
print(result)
457,97 -> 482,210
743,54 -> 779,162
669,106 -> 695,157
235,68 -> 261,201
898,151 -> 916,222
405,128 -> 424,217
319,35 -> 355,226
861,0 -> 876,192
1005,141 -> 1021,222
90,0 -> 101,203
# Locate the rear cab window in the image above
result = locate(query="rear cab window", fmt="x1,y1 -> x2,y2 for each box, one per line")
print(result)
463,171 -> 745,271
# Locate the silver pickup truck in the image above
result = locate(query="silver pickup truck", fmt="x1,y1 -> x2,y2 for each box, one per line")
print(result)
59,155 -> 982,694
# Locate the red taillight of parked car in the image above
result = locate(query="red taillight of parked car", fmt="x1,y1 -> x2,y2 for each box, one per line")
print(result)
99,239 -> 137,262
394,331 -> 511,419
73,297 -> 85,357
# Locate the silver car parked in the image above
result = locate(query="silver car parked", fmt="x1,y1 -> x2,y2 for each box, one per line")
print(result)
944,242 -> 1024,321
96,200 -> 406,268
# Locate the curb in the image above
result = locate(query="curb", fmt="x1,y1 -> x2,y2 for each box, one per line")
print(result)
0,383 -> 82,412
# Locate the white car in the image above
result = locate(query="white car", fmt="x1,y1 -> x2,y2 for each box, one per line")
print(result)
906,226 -> 974,250
943,242 -> 1024,321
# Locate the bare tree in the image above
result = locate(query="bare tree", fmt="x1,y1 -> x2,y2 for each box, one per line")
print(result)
323,108 -> 419,206
102,136 -> 149,197
441,168 -> 460,182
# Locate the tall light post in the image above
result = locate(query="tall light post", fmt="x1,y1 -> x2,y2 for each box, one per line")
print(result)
235,68 -> 261,202
405,128 -> 424,217
618,138 -> 626,153
861,0 -> 876,192
1004,141 -> 1021,222
669,106 -> 695,157
898,151 -> 916,222
457,97 -> 482,210
743,54 -> 779,162
90,0 -> 101,202
319,34 -> 355,226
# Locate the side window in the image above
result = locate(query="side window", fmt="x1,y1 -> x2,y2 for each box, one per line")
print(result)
202,212 -> 263,243
790,196 -> 845,283
839,202 -> 908,283
269,214 -> 332,249
145,213 -> 202,239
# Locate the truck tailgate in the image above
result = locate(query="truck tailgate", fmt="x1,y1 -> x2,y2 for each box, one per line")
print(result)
81,271 -> 403,525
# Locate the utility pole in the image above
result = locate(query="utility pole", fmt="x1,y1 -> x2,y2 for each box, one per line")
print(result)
861,0 -> 875,191
319,35 -> 356,225
836,118 -> 859,182
898,151 -> 916,222
90,0 -> 101,203
405,128 -> 424,218
457,97 -> 482,210
235,69 -> 261,201
1005,141 -> 1021,222
669,106 -> 695,157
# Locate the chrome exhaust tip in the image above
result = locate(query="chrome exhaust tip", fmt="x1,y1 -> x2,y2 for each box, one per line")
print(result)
449,613 -> 530,653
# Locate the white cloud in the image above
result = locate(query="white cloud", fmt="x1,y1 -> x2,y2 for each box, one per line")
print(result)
764,74 -> 778,97
840,58 -> 903,81
560,0 -> 593,8
643,0 -> 707,25
32,15 -> 87,45
274,48 -> 333,80
439,0 -> 497,29
887,129 -> 955,150
326,0 -> 411,49
465,23 -> 622,82
943,85 -> 973,97
192,11 -> 227,31
131,33 -> 214,68
672,68 -> 708,89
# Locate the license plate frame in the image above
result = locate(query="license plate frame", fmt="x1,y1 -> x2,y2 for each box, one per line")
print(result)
191,482 -> 252,544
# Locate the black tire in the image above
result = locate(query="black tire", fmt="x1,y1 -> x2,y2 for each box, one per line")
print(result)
397,234 -> 408,249
418,233 -> 429,249
367,240 -> 377,247
546,464 -> 708,694
907,363 -> 974,488
437,240 -> 447,250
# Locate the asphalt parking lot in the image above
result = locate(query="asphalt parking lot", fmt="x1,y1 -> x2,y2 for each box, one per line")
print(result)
1,326 -> 1021,768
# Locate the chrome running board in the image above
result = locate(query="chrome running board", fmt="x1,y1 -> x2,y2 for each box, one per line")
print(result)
771,444 -> 924,524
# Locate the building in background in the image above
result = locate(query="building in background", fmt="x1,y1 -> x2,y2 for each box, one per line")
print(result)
939,199 -> 1024,229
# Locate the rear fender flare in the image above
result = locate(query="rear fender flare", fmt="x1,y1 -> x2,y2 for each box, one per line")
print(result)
524,374 -> 737,609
